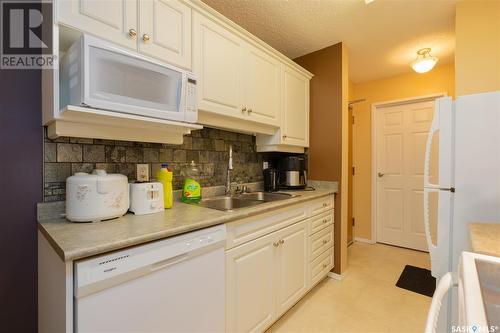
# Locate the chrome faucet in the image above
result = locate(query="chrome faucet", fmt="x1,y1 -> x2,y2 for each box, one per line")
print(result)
225,145 -> 233,196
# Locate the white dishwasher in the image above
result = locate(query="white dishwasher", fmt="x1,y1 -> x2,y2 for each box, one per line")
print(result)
74,224 -> 226,333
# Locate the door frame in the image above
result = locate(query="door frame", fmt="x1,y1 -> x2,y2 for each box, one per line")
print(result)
371,93 -> 447,244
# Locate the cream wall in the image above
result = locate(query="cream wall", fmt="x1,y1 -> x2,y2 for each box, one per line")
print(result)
455,0 -> 500,96
352,63 -> 455,240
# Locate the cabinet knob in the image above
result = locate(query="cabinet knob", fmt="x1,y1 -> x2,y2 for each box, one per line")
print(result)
241,107 -> 247,112
273,241 -> 280,247
323,263 -> 327,269
279,239 -> 285,245
323,203 -> 327,207
128,29 -> 137,39
248,109 -> 253,114
142,34 -> 151,42
323,219 -> 327,223
323,239 -> 328,244
282,135 -> 287,139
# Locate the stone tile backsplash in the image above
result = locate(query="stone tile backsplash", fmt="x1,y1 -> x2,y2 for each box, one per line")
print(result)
43,127 -> 264,202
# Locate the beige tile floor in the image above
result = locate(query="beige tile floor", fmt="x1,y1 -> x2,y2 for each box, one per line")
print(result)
267,242 -> 432,333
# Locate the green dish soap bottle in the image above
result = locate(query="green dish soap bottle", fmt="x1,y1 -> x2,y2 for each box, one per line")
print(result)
181,160 -> 202,203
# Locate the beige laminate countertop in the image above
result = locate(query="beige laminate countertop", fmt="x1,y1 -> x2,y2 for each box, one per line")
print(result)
469,223 -> 500,257
38,189 -> 335,262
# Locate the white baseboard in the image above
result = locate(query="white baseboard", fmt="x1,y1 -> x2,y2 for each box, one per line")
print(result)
327,272 -> 345,280
354,237 -> 376,244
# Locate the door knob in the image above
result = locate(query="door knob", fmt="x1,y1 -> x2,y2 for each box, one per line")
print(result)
142,34 -> 150,42
378,172 -> 385,178
128,29 -> 137,39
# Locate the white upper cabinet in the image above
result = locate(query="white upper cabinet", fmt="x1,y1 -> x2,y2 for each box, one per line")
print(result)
58,0 -> 191,69
56,0 -> 312,148
138,0 -> 192,69
58,0 -> 138,50
243,45 -> 281,127
256,65 -> 310,152
192,11 -> 289,132
193,12 -> 244,119
282,65 -> 310,147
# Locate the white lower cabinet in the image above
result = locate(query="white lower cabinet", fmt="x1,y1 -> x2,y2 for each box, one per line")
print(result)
275,222 -> 308,317
225,195 -> 335,333
226,230 -> 277,333
226,221 -> 307,333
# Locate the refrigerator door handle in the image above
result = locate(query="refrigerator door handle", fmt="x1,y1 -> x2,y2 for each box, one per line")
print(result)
423,187 -> 438,257
424,105 -> 440,189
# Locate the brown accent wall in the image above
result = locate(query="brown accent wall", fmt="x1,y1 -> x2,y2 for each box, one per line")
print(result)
295,42 -> 346,274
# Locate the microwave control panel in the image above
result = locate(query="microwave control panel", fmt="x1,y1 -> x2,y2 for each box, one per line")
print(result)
186,77 -> 197,113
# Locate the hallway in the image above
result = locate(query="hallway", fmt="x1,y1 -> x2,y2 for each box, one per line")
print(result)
267,243 -> 432,333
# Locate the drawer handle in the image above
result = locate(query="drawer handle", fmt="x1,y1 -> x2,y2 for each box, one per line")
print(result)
282,135 -> 287,139
241,107 -> 247,113
323,203 -> 327,207
279,239 -> 285,245
273,241 -> 280,247
142,33 -> 151,42
323,219 -> 327,223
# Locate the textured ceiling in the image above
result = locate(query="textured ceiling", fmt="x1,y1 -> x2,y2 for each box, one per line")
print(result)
201,0 -> 456,83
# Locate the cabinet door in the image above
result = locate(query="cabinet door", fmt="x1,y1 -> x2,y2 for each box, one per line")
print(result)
138,0 -> 191,69
226,232 -> 277,333
243,45 -> 281,126
192,13 -> 244,118
282,65 -> 310,147
276,221 -> 308,316
58,0 -> 137,50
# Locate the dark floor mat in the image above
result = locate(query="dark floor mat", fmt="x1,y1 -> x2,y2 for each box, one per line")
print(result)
396,265 -> 436,297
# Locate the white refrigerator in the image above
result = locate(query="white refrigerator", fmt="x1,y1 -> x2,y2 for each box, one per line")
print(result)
423,91 -> 500,332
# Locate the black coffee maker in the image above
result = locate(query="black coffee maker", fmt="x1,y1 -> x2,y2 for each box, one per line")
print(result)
279,156 -> 307,189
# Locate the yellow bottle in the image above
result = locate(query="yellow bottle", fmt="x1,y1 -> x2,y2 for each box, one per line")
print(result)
156,163 -> 173,209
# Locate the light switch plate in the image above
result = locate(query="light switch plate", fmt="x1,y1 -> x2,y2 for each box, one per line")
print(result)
136,164 -> 149,182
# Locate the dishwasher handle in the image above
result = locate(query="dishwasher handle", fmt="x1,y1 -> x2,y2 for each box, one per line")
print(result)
150,253 -> 189,272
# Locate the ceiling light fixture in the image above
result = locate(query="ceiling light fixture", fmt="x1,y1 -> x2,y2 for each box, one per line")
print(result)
411,48 -> 438,73
364,0 -> 376,4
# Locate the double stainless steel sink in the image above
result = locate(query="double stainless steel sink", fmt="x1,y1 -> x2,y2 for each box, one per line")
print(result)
191,192 -> 298,211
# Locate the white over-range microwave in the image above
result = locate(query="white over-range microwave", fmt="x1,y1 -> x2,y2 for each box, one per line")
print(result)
60,34 -> 197,123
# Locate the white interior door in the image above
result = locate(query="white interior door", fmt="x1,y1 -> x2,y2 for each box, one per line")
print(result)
376,99 -> 438,251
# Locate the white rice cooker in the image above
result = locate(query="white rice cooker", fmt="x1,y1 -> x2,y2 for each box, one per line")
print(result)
66,170 -> 129,222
